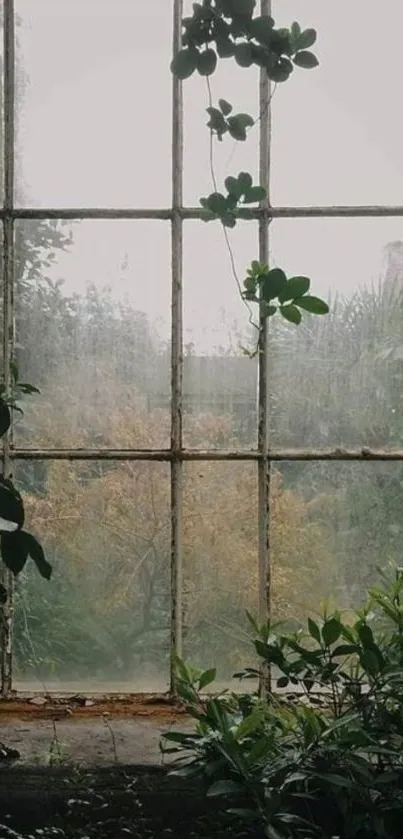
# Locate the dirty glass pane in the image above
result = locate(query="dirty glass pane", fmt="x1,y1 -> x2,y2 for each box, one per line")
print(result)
16,0 -> 171,207
183,220 -> 258,448
269,217 -> 403,449
183,462 -> 259,687
14,220 -> 170,448
13,460 -> 170,692
272,0 -> 403,205
271,462 -> 401,626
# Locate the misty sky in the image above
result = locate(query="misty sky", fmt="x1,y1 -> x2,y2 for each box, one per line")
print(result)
15,0 -> 403,351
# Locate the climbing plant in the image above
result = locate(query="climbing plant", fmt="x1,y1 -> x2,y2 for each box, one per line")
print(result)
0,364 -> 51,606
171,0 -> 329,330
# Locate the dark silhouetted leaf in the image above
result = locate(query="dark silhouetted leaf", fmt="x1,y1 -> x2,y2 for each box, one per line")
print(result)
216,38 -> 235,59
0,478 -> 24,533
322,617 -> 342,646
308,617 -> 321,644
235,43 -> 253,67
296,28 -> 317,50
219,98 -> 233,116
268,57 -> 293,82
0,583 -> 7,604
21,532 -> 52,580
197,48 -> 217,76
0,399 -> 11,438
1,531 -> 29,575
170,48 -> 198,79
293,50 -> 319,69
249,15 -> 275,46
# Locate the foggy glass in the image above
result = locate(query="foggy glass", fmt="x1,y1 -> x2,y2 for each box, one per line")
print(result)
182,462 -> 259,682
272,0 -> 403,205
15,0 -> 172,207
13,219 -> 171,449
12,460 -> 171,692
183,220 -> 258,448
272,462 -> 403,618
269,218 -> 403,448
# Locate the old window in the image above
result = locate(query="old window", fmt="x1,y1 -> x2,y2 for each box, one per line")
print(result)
1,0 -> 403,697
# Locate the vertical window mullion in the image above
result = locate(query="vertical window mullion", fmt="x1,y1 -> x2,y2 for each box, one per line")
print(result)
257,0 -> 272,692
170,0 -> 184,693
1,0 -> 15,697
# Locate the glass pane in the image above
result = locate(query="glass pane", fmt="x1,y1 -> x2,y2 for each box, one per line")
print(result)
269,217 -> 403,448
13,460 -> 170,692
183,220 -> 258,448
183,462 -> 258,685
271,462 -> 402,623
14,220 -> 171,448
272,0 -> 403,204
16,0 -> 171,207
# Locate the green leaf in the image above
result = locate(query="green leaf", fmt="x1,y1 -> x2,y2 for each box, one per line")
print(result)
227,116 -> 248,141
278,276 -> 310,303
249,15 -> 275,46
216,38 -> 235,59
219,98 -> 232,116
221,212 -> 237,228
170,48 -> 198,79
0,479 -> 24,533
17,383 -> 41,395
332,644 -> 358,657
261,268 -> 287,301
290,21 -> 301,44
357,622 -> 375,649
225,175 -> 243,199
198,668 -> 217,690
235,708 -> 264,740
206,107 -> 228,137
206,192 -> 228,215
243,185 -> 267,203
277,676 -> 289,688
307,617 -> 321,645
0,399 -> 11,438
293,50 -> 319,69
237,171 -> 253,193
1,531 -> 29,575
207,779 -> 242,798
280,304 -> 301,325
296,28 -> 317,50
235,43 -> 253,67
322,617 -> 342,646
295,295 -> 329,314
268,57 -> 293,83
263,304 -> 277,317
197,48 -> 217,76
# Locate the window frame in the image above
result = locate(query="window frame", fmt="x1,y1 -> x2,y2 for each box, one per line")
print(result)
2,0 -> 403,700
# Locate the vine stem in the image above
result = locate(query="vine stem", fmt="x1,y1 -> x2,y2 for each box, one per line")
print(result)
205,76 -> 276,354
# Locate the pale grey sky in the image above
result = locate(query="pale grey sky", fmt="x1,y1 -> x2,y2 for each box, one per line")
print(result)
15,0 -> 403,352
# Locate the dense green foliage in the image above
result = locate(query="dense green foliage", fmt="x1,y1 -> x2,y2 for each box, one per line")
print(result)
163,567 -> 403,838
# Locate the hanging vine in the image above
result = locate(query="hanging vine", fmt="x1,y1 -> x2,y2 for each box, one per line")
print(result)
171,0 -> 329,331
